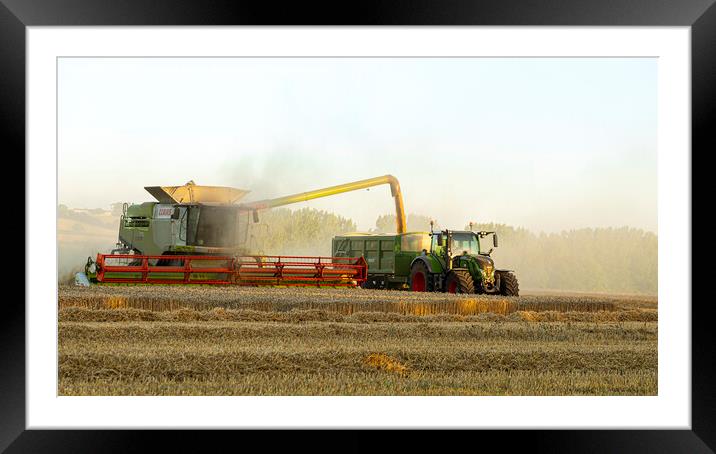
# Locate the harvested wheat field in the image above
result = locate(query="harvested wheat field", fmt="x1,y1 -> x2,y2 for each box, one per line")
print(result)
58,285 -> 657,396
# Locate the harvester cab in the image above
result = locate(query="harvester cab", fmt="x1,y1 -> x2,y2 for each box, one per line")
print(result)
408,226 -> 519,296
114,181 -> 254,257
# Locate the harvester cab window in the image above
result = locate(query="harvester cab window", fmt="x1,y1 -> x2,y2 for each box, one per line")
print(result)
186,207 -> 199,245
175,207 -> 188,241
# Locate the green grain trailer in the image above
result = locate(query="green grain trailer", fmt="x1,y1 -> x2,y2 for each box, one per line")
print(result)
332,232 -> 431,289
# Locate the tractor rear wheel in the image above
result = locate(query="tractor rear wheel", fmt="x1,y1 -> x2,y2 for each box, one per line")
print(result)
409,261 -> 434,292
445,270 -> 475,294
498,271 -> 520,296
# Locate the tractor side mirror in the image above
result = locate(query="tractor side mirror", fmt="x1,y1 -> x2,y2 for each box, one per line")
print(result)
493,234 -> 499,248
252,210 -> 260,223
437,234 -> 443,246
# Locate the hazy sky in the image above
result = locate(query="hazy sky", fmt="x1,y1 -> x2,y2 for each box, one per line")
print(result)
58,57 -> 656,233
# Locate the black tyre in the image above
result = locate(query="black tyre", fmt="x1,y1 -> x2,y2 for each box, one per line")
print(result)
409,261 -> 434,292
445,270 -> 475,294
361,279 -> 376,289
127,250 -> 144,266
158,254 -> 183,267
362,276 -> 386,290
497,271 -> 519,296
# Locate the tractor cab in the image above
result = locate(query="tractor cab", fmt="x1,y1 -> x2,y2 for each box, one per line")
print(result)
408,225 -> 516,295
429,229 -> 498,263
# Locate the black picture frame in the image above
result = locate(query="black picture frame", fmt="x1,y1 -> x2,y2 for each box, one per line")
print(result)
4,0 -> 710,451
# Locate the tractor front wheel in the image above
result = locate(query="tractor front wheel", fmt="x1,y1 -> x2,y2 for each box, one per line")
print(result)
445,270 -> 475,294
497,271 -> 520,296
409,261 -> 434,292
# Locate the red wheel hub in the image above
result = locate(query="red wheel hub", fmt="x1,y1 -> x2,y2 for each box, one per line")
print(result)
412,272 -> 426,291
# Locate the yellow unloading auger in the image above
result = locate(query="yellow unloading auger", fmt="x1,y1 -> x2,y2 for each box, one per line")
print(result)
86,175 -> 407,287
239,174 -> 407,234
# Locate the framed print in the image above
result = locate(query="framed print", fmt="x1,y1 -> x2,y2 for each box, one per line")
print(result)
5,0 -> 712,451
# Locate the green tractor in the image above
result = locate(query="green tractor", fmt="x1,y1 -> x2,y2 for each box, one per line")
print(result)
408,228 -> 519,296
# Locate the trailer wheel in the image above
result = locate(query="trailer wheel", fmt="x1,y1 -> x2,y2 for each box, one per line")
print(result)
409,261 -> 434,292
497,271 -> 520,296
361,280 -> 376,289
445,270 -> 475,294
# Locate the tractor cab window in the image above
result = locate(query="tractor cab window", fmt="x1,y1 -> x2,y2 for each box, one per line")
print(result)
431,234 -> 445,255
449,232 -> 480,255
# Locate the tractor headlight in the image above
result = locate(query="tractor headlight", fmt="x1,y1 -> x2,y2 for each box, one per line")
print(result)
483,265 -> 495,282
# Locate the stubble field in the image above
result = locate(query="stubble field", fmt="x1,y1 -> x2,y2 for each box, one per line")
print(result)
58,285 -> 657,396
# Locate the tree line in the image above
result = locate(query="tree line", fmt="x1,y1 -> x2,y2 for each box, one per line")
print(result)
248,207 -> 357,256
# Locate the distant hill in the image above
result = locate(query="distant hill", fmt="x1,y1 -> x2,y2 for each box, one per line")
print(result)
58,206 -> 120,283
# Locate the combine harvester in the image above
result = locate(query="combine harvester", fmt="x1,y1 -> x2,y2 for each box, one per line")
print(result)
80,175 -> 408,288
